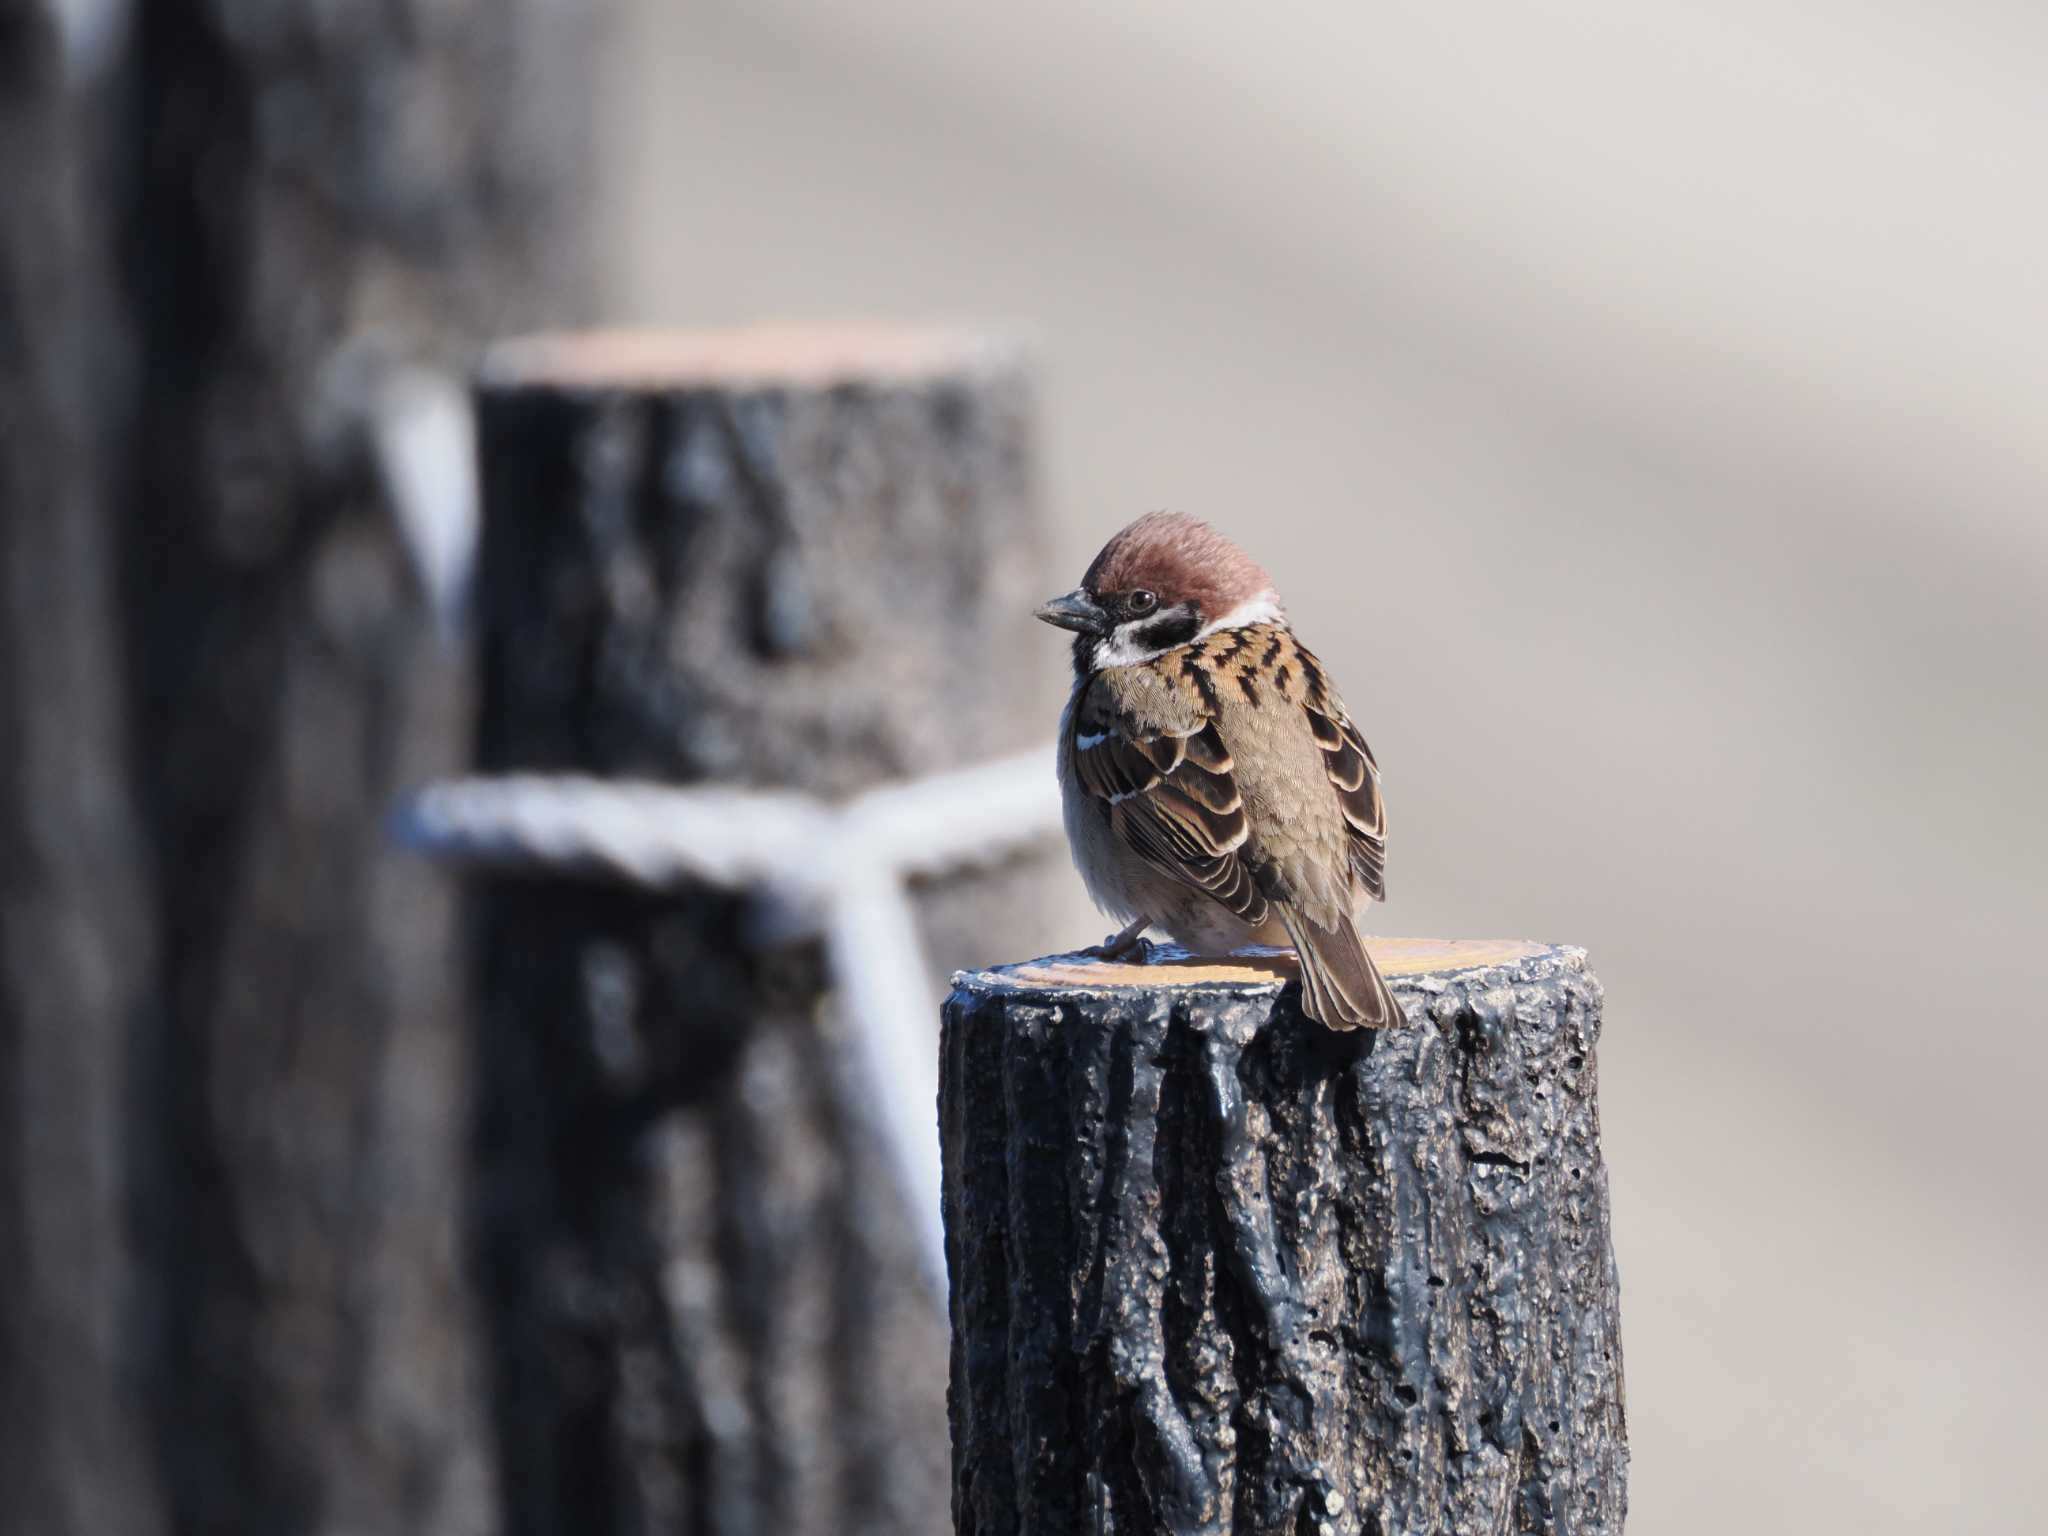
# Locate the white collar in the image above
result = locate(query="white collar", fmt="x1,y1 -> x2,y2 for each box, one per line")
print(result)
1192,592 -> 1284,642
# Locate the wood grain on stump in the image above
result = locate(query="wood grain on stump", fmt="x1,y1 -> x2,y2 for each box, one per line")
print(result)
941,940 -> 1627,1536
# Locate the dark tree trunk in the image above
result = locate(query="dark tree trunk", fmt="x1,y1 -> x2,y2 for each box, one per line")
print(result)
468,326 -> 1057,1536
1,4 -> 592,1533
942,940 -> 1628,1536
0,10 -> 164,1534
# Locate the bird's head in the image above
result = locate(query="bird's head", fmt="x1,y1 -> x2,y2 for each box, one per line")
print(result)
1036,511 -> 1282,674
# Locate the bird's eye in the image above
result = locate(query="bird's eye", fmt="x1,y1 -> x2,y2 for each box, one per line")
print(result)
1126,589 -> 1158,616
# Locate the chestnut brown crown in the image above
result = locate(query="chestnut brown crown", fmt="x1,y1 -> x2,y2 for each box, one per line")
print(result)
1036,511 -> 1281,673
1081,511 -> 1275,619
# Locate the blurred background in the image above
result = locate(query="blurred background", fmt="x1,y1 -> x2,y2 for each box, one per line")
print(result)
4,2 -> 2044,1533
601,4 -> 2048,1527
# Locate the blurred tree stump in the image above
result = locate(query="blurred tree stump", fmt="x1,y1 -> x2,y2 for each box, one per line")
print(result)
943,940 -> 1627,1536
2,3 -> 590,1533
470,324 -> 1057,1536
0,11 -> 165,1533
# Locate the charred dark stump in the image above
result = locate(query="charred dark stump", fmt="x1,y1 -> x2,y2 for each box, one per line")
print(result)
469,326 -> 1057,1536
942,940 -> 1627,1536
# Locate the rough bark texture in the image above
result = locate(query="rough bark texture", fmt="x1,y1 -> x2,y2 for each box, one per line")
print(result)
942,942 -> 1627,1536
0,4 -> 590,1533
469,328 -> 1058,1536
0,11 -> 165,1535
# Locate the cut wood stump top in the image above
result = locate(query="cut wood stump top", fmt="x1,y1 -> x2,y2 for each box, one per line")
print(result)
974,936 -> 1560,996
478,320 -> 1024,391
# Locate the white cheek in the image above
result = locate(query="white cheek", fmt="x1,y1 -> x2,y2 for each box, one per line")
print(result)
1090,630 -> 1165,669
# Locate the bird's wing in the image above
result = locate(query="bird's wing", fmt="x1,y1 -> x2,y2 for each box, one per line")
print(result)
1304,696 -> 1386,900
1190,625 -> 1387,906
1066,672 -> 1271,927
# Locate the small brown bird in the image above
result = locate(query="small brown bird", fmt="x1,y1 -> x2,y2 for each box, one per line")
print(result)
1037,511 -> 1401,1028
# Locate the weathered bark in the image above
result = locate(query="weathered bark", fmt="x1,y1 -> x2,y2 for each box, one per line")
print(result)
942,940 -> 1628,1536
121,8 -> 592,1532
469,325 -> 1057,1536
0,10 -> 165,1534
2,3 -> 592,1533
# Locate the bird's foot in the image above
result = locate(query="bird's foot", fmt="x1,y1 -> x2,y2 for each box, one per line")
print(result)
1081,933 -> 1152,962
1081,919 -> 1153,962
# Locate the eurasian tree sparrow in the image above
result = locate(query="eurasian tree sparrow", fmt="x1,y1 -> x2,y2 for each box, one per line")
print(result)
1038,511 -> 1401,1029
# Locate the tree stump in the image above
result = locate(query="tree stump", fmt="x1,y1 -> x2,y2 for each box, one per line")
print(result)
941,939 -> 1627,1536
2,4 -> 590,1533
0,14 -> 165,1531
469,324 -> 1056,1536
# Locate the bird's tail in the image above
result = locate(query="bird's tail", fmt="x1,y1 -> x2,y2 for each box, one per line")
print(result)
1277,904 -> 1405,1030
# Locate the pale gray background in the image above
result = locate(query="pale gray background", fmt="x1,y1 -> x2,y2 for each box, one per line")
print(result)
596,5 -> 2047,1528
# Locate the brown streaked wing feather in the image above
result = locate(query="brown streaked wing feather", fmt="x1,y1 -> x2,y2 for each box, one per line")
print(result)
1306,701 -> 1387,901
1075,734 -> 1162,801
1111,780 -> 1246,864
1199,855 -> 1268,923
1171,762 -> 1244,816
1181,722 -> 1234,774
1073,675 -> 1265,925
1072,688 -> 1183,802
1321,734 -> 1368,792
1350,839 -> 1385,896
1129,733 -> 1187,777
1171,849 -> 1269,927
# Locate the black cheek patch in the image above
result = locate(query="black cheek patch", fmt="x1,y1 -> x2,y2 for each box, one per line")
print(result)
1130,605 -> 1201,652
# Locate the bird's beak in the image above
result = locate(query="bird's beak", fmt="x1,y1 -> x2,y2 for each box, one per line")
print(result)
1035,588 -> 1111,636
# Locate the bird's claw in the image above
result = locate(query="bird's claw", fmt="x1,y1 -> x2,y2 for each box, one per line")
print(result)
1081,930 -> 1153,963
